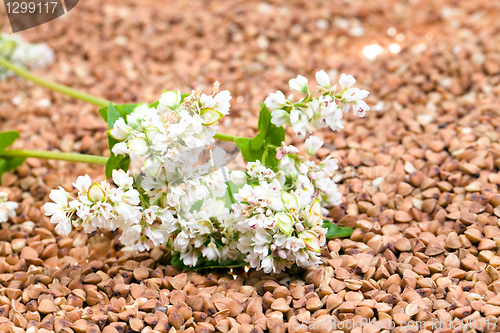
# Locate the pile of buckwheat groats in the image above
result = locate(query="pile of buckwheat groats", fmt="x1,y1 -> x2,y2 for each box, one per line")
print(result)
1,0 -> 500,332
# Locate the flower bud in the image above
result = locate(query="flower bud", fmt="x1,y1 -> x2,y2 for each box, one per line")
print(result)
315,70 -> 331,89
128,137 -> 149,156
277,249 -> 287,259
304,199 -> 323,227
88,182 -> 105,202
109,118 -> 132,141
230,171 -> 248,185
200,108 -> 223,125
289,75 -> 309,94
159,90 -> 181,111
300,231 -> 321,253
281,191 -> 298,210
276,212 -> 293,235
305,136 -> 324,155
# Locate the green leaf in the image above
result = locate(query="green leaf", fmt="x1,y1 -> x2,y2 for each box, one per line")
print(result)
106,103 -> 121,130
235,137 -> 263,163
257,103 -> 272,135
104,104 -> 130,179
250,104 -> 273,151
0,131 -> 25,184
99,103 -> 146,123
0,131 -> 20,152
105,155 -> 130,180
323,220 -> 353,238
170,253 -> 247,271
265,124 -> 285,148
250,132 -> 265,151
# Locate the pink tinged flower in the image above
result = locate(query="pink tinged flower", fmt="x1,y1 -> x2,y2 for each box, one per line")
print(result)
277,249 -> 287,260
304,199 -> 323,227
300,231 -> 321,253
315,70 -> 331,89
88,182 -> 106,203
339,73 -> 356,90
276,212 -> 293,235
304,136 -> 324,155
276,150 -> 283,160
289,75 -> 309,94
286,237 -> 305,252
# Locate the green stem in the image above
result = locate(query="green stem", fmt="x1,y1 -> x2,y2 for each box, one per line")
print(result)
0,56 -> 111,107
1,150 -> 108,165
214,133 -> 242,142
0,56 -> 249,143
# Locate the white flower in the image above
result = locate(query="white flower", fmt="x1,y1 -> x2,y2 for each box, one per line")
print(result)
305,136 -> 323,155
112,142 -> 130,155
289,75 -> 309,94
44,187 -> 72,235
342,87 -> 369,103
352,100 -> 370,117
289,109 -> 309,137
315,70 -> 330,89
120,224 -> 142,247
265,91 -> 289,111
109,118 -> 132,141
112,169 -> 134,189
73,175 -> 91,195
158,90 -> 181,112
0,192 -> 17,223
270,110 -> 290,127
126,104 -> 149,129
202,241 -> 220,261
339,73 -> 356,90
319,156 -> 339,176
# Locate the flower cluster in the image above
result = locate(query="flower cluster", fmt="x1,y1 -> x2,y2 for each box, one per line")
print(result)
0,192 -> 17,223
229,136 -> 341,273
0,34 -> 55,80
265,70 -> 370,137
44,71 -> 367,274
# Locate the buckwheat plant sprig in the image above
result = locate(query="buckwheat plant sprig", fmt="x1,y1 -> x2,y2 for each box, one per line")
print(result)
0,33 -> 55,80
0,61 -> 367,272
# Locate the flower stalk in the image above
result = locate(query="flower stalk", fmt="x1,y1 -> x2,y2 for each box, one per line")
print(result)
0,56 -> 111,107
1,150 -> 108,165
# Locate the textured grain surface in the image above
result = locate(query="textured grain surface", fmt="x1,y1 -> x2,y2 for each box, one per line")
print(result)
2,0 -> 500,332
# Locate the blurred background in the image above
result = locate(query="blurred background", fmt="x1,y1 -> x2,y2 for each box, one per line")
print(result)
0,0 -> 499,190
